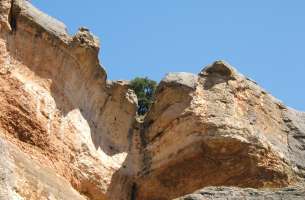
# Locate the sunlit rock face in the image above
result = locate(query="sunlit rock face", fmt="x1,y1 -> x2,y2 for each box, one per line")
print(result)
0,1 -> 305,200
0,0 -> 137,199
174,187 -> 305,200
135,61 -> 305,200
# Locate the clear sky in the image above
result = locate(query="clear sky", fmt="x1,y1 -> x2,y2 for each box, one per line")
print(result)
32,0 -> 304,111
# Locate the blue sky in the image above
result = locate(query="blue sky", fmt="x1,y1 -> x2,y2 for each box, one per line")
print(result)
32,0 -> 304,111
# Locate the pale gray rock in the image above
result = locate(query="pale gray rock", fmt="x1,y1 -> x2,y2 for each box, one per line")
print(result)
284,108 -> 305,173
0,137 -> 86,200
13,0 -> 69,38
175,187 -> 305,200
161,72 -> 198,90
200,60 -> 236,77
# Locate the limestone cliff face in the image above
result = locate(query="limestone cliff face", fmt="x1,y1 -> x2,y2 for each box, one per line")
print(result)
0,1 -> 305,200
175,187 -> 305,200
135,61 -> 305,199
0,0 -> 137,199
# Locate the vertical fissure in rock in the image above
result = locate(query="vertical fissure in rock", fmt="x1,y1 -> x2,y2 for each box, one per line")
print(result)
139,122 -> 153,176
130,182 -> 137,200
8,0 -> 17,32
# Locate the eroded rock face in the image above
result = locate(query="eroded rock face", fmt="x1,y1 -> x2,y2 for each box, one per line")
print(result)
175,187 -> 305,200
135,61 -> 305,200
0,137 -> 86,200
0,1 -> 305,200
0,0 -> 137,199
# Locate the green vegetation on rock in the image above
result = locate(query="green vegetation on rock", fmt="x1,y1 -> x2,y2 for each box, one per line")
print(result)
130,77 -> 157,115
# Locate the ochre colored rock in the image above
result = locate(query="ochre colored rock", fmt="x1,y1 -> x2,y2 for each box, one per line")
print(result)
0,1 -> 137,199
135,62 -> 305,200
0,1 -> 304,200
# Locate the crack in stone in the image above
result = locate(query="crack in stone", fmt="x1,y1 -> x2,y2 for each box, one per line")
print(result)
8,0 -> 17,32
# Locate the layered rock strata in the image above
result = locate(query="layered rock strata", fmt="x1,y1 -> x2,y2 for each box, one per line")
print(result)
134,61 -> 305,199
0,1 -> 305,200
175,187 -> 305,200
0,0 -> 138,199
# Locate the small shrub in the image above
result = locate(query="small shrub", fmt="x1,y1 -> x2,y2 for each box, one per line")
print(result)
130,77 -> 157,115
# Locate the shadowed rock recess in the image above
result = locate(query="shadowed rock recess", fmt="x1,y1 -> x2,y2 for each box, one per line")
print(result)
0,1 -> 304,200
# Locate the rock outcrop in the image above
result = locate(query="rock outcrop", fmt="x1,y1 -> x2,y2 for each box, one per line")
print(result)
175,187 -> 305,200
134,61 -> 305,199
0,0 -> 137,199
0,1 -> 304,200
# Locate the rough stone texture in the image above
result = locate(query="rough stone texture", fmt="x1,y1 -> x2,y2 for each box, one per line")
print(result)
174,187 -> 305,200
135,61 -> 305,199
12,0 -> 69,38
0,1 -> 138,200
283,109 -> 305,174
0,1 -> 305,200
0,137 -> 86,200
161,72 -> 198,90
0,0 -> 11,31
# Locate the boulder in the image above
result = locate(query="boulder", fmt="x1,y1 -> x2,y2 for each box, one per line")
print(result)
135,61 -> 305,200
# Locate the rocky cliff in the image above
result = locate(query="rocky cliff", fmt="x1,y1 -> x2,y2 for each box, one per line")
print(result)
0,1 -> 304,200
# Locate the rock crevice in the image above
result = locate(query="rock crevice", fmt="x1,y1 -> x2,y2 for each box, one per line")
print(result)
0,1 -> 304,200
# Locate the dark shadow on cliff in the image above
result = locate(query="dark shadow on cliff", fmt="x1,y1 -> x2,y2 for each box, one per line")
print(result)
106,126 -> 139,200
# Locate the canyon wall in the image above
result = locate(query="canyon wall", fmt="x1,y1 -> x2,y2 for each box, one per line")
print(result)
0,0 -> 138,199
135,61 -> 305,199
0,1 -> 304,200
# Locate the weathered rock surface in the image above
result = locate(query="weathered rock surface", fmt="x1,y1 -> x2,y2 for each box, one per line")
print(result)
135,61 -> 305,199
0,1 -> 304,200
1,0 -> 137,199
0,137 -> 86,200
175,187 -> 305,200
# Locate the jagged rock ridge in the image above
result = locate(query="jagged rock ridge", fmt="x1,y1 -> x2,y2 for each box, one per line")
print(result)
0,1 -> 304,200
